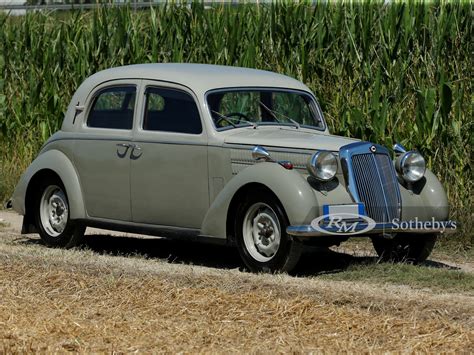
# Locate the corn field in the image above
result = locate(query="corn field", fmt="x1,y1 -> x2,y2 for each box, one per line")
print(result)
0,2 -> 472,246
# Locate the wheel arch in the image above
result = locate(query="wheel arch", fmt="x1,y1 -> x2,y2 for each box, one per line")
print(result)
12,149 -> 86,233
226,182 -> 285,245
200,162 -> 319,242
22,169 -> 63,233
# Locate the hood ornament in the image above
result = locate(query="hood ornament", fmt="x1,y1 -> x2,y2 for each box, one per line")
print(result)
393,142 -> 407,156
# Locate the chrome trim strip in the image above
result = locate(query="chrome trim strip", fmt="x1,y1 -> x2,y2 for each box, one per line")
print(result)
230,148 -> 310,170
287,221 -> 457,238
46,136 -> 210,147
225,142 -> 333,155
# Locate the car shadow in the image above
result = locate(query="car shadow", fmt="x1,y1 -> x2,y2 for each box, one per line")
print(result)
83,234 -> 243,270
294,249 -> 376,276
18,233 -> 461,275
293,248 -> 462,276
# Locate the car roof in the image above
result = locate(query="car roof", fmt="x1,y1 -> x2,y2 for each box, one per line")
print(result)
83,63 -> 310,96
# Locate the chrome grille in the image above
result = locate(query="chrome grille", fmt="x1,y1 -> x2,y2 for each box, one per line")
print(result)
374,154 -> 401,221
351,153 -> 401,223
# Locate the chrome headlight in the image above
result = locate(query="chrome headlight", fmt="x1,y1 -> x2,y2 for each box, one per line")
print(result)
396,151 -> 426,182
307,151 -> 338,181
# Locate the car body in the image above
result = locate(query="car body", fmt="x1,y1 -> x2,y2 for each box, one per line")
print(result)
11,63 -> 454,272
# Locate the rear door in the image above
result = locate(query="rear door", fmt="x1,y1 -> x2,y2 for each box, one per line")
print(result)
130,81 -> 209,228
74,81 -> 140,221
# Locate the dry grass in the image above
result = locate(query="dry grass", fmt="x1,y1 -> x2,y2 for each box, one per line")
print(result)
0,232 -> 473,353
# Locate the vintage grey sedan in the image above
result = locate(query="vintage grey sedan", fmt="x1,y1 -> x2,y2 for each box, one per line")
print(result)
10,64 -> 454,272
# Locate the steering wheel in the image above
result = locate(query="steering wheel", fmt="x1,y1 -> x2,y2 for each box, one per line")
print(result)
216,112 -> 252,127
225,112 -> 251,121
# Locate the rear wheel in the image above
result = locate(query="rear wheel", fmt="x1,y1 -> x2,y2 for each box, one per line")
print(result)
372,234 -> 437,262
234,190 -> 302,273
34,179 -> 85,248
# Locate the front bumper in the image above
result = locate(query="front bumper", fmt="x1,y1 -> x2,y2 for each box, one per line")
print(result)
287,220 -> 457,238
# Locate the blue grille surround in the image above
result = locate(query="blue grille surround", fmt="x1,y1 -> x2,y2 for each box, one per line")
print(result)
340,142 -> 401,223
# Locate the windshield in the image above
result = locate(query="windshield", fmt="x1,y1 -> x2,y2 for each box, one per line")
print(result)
207,89 -> 325,130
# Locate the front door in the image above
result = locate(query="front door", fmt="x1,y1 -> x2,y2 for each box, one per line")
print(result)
74,82 -> 139,221
130,82 -> 209,229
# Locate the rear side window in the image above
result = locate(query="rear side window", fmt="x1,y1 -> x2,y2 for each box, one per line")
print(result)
87,86 -> 136,130
143,87 -> 202,134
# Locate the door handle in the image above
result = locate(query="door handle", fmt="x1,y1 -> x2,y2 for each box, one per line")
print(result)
130,144 -> 142,160
116,143 -> 131,158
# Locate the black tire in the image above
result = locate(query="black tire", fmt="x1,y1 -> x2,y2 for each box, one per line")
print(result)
34,178 -> 85,248
372,234 -> 437,263
234,189 -> 302,273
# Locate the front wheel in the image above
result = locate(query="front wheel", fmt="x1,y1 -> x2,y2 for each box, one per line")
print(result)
34,179 -> 85,248
234,190 -> 302,273
372,234 -> 437,263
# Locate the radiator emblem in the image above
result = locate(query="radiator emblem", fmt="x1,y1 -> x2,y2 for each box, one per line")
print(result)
370,145 -> 377,153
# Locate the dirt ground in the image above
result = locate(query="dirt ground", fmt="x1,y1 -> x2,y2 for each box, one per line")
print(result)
0,211 -> 473,353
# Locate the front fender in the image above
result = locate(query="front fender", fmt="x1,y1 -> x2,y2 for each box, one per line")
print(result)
11,149 -> 86,219
399,168 -> 449,221
200,162 -> 319,239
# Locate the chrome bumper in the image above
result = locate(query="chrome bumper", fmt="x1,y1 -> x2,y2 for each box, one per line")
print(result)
287,221 -> 457,238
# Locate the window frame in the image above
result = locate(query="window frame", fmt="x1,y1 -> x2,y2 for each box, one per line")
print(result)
140,85 -> 204,135
84,84 -> 138,131
205,87 -> 327,132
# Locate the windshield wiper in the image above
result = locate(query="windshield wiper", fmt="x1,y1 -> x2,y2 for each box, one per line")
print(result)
211,110 -> 237,128
259,101 -> 300,129
211,110 -> 257,129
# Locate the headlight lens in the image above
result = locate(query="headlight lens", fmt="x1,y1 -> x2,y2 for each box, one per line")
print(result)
396,151 -> 426,182
307,151 -> 338,181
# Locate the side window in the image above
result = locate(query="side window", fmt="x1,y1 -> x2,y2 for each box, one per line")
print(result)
143,87 -> 202,134
87,86 -> 136,130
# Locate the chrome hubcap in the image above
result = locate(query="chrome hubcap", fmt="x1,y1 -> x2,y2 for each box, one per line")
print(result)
242,202 -> 281,262
40,185 -> 68,237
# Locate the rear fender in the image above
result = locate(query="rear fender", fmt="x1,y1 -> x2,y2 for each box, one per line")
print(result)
11,149 -> 86,220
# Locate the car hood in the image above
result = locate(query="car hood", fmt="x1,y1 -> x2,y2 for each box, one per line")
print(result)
224,127 -> 359,152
